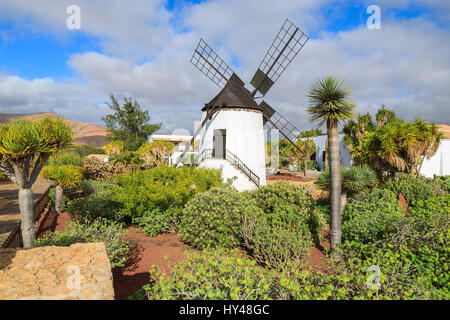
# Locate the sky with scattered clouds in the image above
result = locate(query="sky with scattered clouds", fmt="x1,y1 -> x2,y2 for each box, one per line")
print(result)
0,0 -> 449,134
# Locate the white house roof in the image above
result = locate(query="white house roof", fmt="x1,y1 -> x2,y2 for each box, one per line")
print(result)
151,134 -> 193,143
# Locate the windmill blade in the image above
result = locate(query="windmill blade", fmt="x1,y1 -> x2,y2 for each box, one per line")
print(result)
190,38 -> 245,88
251,19 -> 309,96
260,101 -> 305,156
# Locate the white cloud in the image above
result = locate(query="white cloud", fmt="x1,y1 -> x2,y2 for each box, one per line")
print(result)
0,0 -> 449,134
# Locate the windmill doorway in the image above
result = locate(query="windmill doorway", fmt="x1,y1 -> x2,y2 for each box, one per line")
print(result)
213,129 -> 226,159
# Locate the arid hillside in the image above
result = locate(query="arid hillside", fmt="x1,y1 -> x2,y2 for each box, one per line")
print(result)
0,112 -> 107,147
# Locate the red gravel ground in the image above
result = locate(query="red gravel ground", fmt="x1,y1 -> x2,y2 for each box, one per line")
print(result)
36,209 -> 331,300
112,227 -> 196,300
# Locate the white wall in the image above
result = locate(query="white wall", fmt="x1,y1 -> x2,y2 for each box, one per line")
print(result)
199,108 -> 266,187
420,139 -> 450,177
199,159 -> 258,191
314,134 -> 353,171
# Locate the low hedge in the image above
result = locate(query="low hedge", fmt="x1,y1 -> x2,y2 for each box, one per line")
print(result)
240,181 -> 324,268
384,173 -> 445,206
35,218 -> 130,268
178,187 -> 258,249
342,188 -> 405,244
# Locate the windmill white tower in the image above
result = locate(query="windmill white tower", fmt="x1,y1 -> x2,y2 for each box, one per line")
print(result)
176,19 -> 310,191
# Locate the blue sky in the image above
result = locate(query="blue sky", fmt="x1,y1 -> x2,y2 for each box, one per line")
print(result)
1,1 -> 446,80
0,0 -> 449,131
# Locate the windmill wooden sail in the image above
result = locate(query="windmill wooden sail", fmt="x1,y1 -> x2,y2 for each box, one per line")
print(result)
175,18 -> 310,170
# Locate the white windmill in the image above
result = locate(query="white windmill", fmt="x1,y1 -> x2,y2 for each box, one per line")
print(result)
176,19 -> 310,191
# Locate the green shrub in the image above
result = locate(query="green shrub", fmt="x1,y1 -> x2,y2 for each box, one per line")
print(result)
133,207 -> 181,237
114,166 -> 223,235
342,188 -> 405,244
241,210 -> 313,268
434,175 -> 450,193
67,166 -> 223,236
384,173 -> 445,206
35,218 -> 130,268
78,179 -> 116,197
109,151 -> 144,166
251,181 -> 320,236
178,187 -> 255,249
143,248 -> 276,300
0,170 -> 8,181
66,181 -> 124,221
72,144 -> 105,158
240,181 -> 323,268
47,151 -> 83,167
405,194 -> 450,291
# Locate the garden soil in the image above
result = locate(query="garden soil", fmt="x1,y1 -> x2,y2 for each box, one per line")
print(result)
36,211 -> 330,300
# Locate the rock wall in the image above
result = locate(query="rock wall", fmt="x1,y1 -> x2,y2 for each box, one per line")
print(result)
0,242 -> 114,300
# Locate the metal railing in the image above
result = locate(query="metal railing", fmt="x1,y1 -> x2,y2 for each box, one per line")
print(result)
195,148 -> 260,187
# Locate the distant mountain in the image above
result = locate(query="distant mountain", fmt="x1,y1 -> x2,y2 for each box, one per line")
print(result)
0,112 -> 108,147
437,124 -> 450,139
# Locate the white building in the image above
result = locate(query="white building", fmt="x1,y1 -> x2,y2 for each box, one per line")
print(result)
150,134 -> 196,165
312,125 -> 450,177
419,126 -> 450,177
197,79 -> 266,191
313,134 -> 353,171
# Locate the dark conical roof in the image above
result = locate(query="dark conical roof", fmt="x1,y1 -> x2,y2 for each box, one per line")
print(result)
202,79 -> 261,112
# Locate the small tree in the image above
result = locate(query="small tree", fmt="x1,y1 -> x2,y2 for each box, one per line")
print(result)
41,152 -> 83,214
0,118 -> 72,248
102,94 -> 161,151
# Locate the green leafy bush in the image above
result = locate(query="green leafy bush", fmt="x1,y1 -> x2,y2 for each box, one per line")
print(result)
133,207 -> 181,237
109,151 -> 144,166
143,248 -> 276,300
35,218 -> 130,268
0,170 -> 8,181
405,194 -> 450,291
240,181 -> 323,268
66,180 -> 124,221
113,166 -> 223,234
251,181 -> 322,237
141,194 -> 449,300
72,144 -> 105,158
178,187 -> 256,249
384,173 -> 445,206
434,175 -> 450,193
342,188 -> 405,244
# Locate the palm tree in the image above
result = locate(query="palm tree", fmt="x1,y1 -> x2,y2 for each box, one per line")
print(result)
376,105 -> 396,128
307,75 -> 356,250
0,118 -> 72,247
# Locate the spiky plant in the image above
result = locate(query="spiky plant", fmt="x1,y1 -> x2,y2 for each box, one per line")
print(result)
0,118 -> 72,247
41,152 -> 83,214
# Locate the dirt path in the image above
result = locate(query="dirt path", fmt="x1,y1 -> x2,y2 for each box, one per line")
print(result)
0,178 -> 51,246
112,227 -> 196,300
266,169 -> 325,199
